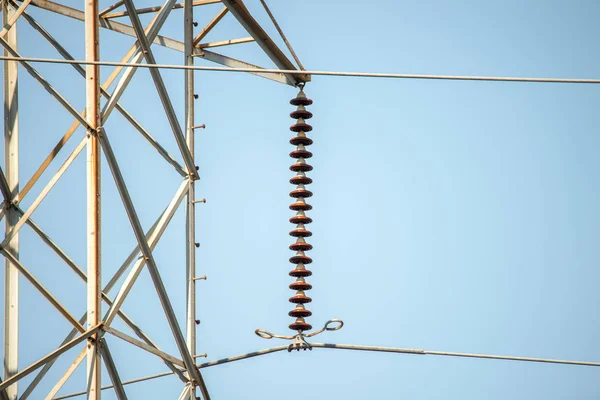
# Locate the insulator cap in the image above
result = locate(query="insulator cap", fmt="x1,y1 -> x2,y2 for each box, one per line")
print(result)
290,135 -> 313,146
290,187 -> 313,198
289,265 -> 312,277
289,214 -> 312,225
290,227 -> 312,237
290,253 -> 312,265
289,291 -> 312,303
290,278 -> 312,291
290,149 -> 313,159
289,319 -> 312,332
290,161 -> 313,172
290,199 -> 312,211
290,174 -> 312,185
289,304 -> 312,318
290,106 -> 313,120
290,91 -> 313,106
290,122 -> 313,133
289,241 -> 312,251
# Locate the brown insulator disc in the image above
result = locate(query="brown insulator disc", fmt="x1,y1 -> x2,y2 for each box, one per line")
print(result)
290,149 -> 313,159
290,122 -> 313,132
290,280 -> 312,291
289,292 -> 312,303
290,109 -> 313,120
289,227 -> 312,237
290,188 -> 313,198
289,241 -> 312,251
289,200 -> 312,211
290,175 -> 312,185
290,92 -> 313,106
290,136 -> 313,146
289,320 -> 312,332
290,254 -> 312,265
289,215 -> 312,225
289,306 -> 312,318
289,266 -> 312,277
290,162 -> 313,172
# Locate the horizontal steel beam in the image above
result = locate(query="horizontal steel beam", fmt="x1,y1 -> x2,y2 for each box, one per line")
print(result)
197,37 -> 254,49
27,0 -> 294,85
101,0 -> 220,19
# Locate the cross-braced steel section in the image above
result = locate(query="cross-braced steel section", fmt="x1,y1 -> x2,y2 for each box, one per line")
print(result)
3,1 -> 600,399
0,0 -> 306,398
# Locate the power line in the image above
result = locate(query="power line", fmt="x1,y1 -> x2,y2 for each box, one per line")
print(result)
52,342 -> 600,399
1,55 -> 600,84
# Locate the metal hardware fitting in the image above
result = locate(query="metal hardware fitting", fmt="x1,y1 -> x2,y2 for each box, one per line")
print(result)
255,319 -> 344,352
192,275 -> 207,281
193,198 -> 206,204
192,124 -> 206,129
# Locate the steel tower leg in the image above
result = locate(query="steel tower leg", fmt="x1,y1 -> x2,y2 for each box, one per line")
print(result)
85,0 -> 101,397
3,0 -> 19,398
184,0 -> 197,398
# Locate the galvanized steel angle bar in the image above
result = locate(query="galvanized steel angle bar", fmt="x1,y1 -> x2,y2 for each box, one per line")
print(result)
100,0 -> 179,123
20,180 -> 191,397
0,324 -> 102,392
219,0 -> 307,85
99,339 -> 128,400
99,128 -> 209,397
1,135 -> 88,248
192,6 -> 228,46
0,0 -> 32,40
27,0 -> 294,86
104,327 -> 185,369
121,0 -> 198,179
0,165 -> 12,202
43,346 -> 86,400
102,179 -> 189,327
101,0 -> 221,19
16,7 -> 187,177
0,36 -> 92,130
0,248 -> 86,333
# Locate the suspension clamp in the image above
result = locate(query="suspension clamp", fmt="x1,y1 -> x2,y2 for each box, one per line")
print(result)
255,319 -> 343,352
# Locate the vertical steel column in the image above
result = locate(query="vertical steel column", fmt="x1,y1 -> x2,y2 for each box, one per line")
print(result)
85,0 -> 101,397
2,1 -> 19,398
184,0 -> 197,398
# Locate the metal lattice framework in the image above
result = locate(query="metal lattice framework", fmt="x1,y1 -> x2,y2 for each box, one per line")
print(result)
0,0 -> 308,398
0,0 -> 599,399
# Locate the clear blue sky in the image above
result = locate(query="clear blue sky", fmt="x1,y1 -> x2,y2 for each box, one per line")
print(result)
2,0 -> 600,398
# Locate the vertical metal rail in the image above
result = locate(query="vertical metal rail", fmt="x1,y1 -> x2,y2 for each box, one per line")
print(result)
184,0 -> 197,398
2,0 -> 19,398
85,0 -> 102,397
